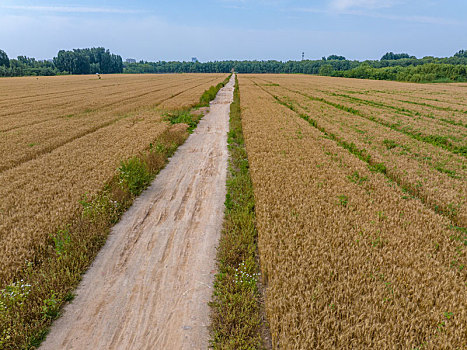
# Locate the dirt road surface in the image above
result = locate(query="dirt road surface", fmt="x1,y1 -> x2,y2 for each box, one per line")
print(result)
40,75 -> 235,350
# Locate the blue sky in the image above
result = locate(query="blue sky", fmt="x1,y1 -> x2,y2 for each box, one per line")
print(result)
0,0 -> 466,61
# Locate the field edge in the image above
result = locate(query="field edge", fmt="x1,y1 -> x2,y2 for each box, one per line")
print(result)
209,75 -> 271,349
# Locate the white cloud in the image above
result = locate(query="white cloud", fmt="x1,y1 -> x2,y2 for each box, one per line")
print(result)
326,6 -> 461,26
330,0 -> 397,11
0,5 -> 141,14
296,1 -> 460,26
366,12 -> 461,25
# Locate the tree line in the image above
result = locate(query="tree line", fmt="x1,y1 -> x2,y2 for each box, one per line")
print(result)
54,48 -> 123,74
0,47 -> 122,77
123,50 -> 467,83
1,48 -> 467,83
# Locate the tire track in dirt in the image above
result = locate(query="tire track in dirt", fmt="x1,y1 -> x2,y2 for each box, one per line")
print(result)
39,75 -> 235,350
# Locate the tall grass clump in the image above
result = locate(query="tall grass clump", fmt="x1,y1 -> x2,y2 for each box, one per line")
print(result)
118,157 -> 152,196
209,75 -> 267,349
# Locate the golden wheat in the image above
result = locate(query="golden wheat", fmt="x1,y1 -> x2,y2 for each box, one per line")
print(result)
0,73 -> 225,284
257,74 -> 467,141
239,74 -> 466,349
250,74 -> 467,227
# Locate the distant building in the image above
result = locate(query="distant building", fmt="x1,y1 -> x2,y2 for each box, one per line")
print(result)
191,57 -> 199,63
126,58 -> 136,64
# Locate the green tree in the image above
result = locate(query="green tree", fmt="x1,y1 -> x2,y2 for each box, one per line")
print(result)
0,49 -> 9,67
381,52 -> 415,60
53,47 -> 123,75
319,64 -> 334,76
327,55 -> 346,61
454,49 -> 467,58
54,50 -> 74,73
72,52 -> 91,74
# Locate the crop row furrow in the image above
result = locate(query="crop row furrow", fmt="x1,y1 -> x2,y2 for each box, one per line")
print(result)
254,80 -> 466,228
0,76 -> 189,106
0,77 -> 220,173
285,86 -> 467,157
254,77 -> 466,173
0,79 -> 182,129
0,114 -> 131,173
0,75 -> 205,130
322,91 -> 467,129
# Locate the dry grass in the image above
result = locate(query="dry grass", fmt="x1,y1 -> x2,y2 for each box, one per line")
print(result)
238,74 -> 466,349
0,73 -> 225,286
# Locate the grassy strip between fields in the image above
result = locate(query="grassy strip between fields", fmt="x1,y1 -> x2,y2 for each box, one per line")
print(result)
0,75 -> 231,349
209,76 -> 267,349
284,94 -> 467,267
326,91 -> 467,129
280,87 -> 467,157
255,81 -> 466,232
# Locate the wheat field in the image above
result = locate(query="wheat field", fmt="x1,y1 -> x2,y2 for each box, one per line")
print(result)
0,73 -> 225,285
239,74 -> 466,348
1,72 -> 465,348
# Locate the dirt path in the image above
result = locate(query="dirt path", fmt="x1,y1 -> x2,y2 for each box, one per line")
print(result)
40,75 -> 235,350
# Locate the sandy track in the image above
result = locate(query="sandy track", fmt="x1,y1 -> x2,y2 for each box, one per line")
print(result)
40,75 -> 235,350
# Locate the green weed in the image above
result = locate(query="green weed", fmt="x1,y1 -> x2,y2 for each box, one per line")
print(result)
118,157 -> 152,196
296,89 -> 467,157
338,195 -> 349,207
50,227 -> 71,256
199,74 -> 232,107
369,162 -> 387,174
210,76 -> 265,349
383,139 -> 398,150
0,281 -> 31,311
165,110 -> 193,124
41,293 -> 60,320
434,164 -> 459,178
347,171 -> 368,185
